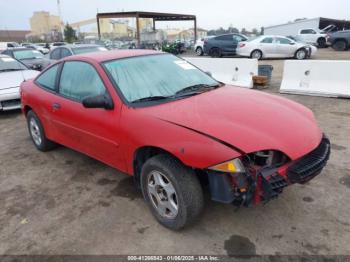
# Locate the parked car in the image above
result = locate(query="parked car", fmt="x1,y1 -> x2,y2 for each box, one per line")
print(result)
327,30 -> 350,51
0,42 -> 20,51
49,42 -> 67,49
294,28 -> 332,48
236,35 -> 316,60
0,55 -> 39,110
21,50 -> 330,230
203,34 -> 248,57
1,48 -> 52,71
48,44 -> 108,60
194,36 -> 214,56
21,43 -> 50,54
203,33 -> 248,57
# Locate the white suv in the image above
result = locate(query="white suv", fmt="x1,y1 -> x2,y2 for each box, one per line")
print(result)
194,36 -> 214,56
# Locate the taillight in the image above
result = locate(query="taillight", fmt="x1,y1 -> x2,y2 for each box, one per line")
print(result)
239,43 -> 246,48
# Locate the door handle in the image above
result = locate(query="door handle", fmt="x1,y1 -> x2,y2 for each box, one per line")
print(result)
52,102 -> 61,110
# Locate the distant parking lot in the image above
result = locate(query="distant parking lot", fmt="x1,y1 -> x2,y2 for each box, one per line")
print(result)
1,47 -> 350,256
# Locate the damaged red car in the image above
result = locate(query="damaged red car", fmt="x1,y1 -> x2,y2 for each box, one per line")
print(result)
20,50 -> 330,230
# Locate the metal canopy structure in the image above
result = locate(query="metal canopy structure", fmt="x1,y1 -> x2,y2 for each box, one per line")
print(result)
96,11 -> 197,45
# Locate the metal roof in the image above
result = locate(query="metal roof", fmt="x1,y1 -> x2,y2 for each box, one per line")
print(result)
96,11 -> 196,21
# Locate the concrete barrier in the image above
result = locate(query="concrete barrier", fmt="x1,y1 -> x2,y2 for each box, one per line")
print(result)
182,57 -> 258,88
280,60 -> 350,98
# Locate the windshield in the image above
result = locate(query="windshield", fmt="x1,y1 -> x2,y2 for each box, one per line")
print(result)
103,54 -> 219,103
0,56 -> 27,72
13,50 -> 44,60
72,46 -> 107,55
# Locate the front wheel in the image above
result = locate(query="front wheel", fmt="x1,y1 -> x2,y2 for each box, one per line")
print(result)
141,155 -> 204,230
295,49 -> 307,60
317,38 -> 326,48
332,40 -> 347,51
195,47 -> 203,56
210,48 -> 221,58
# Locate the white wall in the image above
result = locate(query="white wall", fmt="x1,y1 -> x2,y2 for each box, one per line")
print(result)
264,18 -> 320,36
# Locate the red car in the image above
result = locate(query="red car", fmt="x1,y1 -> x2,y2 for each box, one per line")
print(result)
20,50 -> 330,230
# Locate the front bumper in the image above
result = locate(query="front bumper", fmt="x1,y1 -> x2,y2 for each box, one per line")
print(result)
0,87 -> 21,111
207,136 -> 331,206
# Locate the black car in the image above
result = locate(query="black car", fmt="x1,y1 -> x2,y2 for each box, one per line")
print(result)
328,30 -> 350,51
1,48 -> 52,71
203,33 -> 248,57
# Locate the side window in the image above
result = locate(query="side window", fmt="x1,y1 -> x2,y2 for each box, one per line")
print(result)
232,35 -> 244,42
59,61 -> 106,101
36,64 -> 59,90
260,37 -> 274,44
50,48 -> 61,60
300,29 -> 316,34
215,35 -> 232,41
276,37 -> 292,44
7,43 -> 14,47
60,48 -> 72,58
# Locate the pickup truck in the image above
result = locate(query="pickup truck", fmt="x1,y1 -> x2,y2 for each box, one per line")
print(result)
327,30 -> 350,51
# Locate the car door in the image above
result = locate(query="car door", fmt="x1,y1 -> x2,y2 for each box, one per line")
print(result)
299,29 -> 317,44
49,60 -> 123,169
275,37 -> 296,57
258,37 -> 277,57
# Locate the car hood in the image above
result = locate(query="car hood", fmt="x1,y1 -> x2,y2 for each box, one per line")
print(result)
0,70 -> 39,89
141,86 -> 322,160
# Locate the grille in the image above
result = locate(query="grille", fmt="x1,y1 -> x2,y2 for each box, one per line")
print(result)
288,137 -> 330,184
1,99 -> 21,108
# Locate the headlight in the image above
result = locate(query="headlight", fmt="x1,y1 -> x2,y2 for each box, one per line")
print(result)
208,158 -> 245,173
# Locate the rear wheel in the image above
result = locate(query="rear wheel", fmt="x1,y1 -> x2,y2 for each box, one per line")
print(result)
332,40 -> 347,51
250,49 -> 262,60
317,37 -> 326,48
27,110 -> 57,151
141,154 -> 204,230
210,48 -> 221,58
195,47 -> 203,56
295,48 -> 307,60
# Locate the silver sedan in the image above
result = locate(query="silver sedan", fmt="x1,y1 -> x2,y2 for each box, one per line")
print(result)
236,35 -> 317,60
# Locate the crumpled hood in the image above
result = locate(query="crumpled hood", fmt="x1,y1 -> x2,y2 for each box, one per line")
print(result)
0,70 -> 39,90
141,86 -> 322,160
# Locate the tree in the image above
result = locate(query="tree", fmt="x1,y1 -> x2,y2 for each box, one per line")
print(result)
241,28 -> 248,35
64,23 -> 77,43
251,28 -> 259,36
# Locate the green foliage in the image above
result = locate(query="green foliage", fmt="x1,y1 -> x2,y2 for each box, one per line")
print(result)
64,23 -> 77,43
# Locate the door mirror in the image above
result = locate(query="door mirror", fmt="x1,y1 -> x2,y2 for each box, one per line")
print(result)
205,71 -> 212,77
82,95 -> 114,110
290,42 -> 296,45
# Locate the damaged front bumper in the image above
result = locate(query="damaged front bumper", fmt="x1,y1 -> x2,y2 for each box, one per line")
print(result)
206,136 -> 331,206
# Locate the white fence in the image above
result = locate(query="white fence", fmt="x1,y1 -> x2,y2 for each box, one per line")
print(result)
280,60 -> 350,98
182,57 -> 258,88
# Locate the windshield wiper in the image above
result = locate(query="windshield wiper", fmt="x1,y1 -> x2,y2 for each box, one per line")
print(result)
131,95 -> 170,103
174,83 -> 221,97
0,68 -> 24,72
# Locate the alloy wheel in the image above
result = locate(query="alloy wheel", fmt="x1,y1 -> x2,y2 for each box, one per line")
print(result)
147,170 -> 178,219
29,118 -> 42,146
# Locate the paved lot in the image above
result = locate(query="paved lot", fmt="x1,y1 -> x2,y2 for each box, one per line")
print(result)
0,48 -> 350,255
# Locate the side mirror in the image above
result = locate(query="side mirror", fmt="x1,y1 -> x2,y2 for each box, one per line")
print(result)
290,42 -> 296,45
205,71 -> 212,77
82,95 -> 114,110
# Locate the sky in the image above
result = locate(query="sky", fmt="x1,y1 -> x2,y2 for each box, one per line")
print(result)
0,0 -> 350,31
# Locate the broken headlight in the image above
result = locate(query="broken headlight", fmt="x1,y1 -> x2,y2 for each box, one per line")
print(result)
244,150 -> 289,168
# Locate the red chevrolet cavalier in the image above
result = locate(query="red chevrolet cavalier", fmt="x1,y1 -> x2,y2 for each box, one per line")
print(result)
20,50 -> 330,230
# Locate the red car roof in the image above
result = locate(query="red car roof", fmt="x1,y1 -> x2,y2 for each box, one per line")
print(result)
66,49 -> 163,63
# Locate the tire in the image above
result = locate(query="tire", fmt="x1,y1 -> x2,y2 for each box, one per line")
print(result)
317,37 -> 326,48
195,47 -> 203,56
332,40 -> 347,51
209,48 -> 221,58
27,110 -> 57,152
141,154 -> 204,230
295,48 -> 307,60
250,49 -> 262,60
